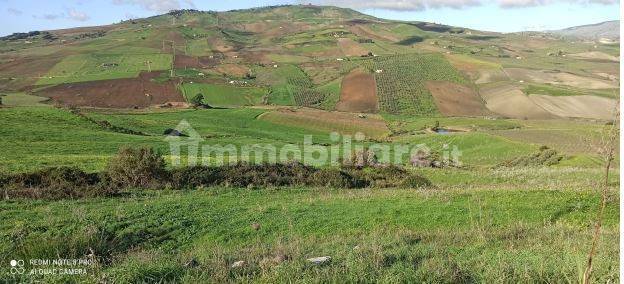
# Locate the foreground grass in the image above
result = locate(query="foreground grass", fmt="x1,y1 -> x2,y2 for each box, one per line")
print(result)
0,184 -> 618,283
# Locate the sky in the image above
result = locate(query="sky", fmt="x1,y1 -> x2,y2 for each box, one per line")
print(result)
0,0 -> 619,36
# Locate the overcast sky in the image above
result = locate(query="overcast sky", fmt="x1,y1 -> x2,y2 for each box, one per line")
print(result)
0,0 -> 619,36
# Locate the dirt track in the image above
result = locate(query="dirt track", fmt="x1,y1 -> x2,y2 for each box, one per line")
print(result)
335,68 -> 378,113
425,81 -> 490,116
38,72 -> 184,108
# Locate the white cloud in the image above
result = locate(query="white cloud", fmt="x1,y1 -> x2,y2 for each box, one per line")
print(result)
498,0 -> 617,7
112,0 -> 195,12
310,0 -> 616,10
32,8 -> 90,22
33,13 -> 64,20
67,9 -> 90,21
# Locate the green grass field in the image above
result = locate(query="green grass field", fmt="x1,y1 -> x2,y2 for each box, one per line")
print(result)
181,83 -> 268,107
0,5 -> 620,283
35,53 -> 172,85
0,93 -> 50,107
0,174 -> 618,283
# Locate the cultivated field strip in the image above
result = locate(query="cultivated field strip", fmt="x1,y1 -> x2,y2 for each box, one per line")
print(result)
359,53 -> 468,115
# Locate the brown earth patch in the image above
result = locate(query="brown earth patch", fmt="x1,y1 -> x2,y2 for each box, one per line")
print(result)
0,56 -> 64,91
528,94 -> 617,120
239,51 -> 271,64
174,54 -> 220,69
215,64 -> 250,77
504,68 -> 617,90
37,72 -> 184,108
259,107 -> 389,139
208,37 -> 236,53
347,25 -> 398,42
337,38 -> 369,57
425,81 -> 490,116
480,83 -> 555,119
335,68 -> 378,113
568,51 -> 619,62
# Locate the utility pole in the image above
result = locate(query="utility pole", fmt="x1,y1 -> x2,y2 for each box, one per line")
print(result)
162,40 -> 176,77
171,40 -> 175,77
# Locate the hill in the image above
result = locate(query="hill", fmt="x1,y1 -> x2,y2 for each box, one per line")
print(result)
548,20 -> 619,41
0,5 -> 618,119
0,5 -> 620,283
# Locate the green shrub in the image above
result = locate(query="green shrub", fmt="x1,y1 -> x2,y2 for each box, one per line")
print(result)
106,147 -> 168,188
401,173 -> 433,189
170,166 -> 222,188
221,162 -> 315,187
308,168 -> 363,188
1,167 -> 116,199
2,149 -> 434,198
190,93 -> 204,107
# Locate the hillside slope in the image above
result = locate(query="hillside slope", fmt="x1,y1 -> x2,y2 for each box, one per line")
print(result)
548,20 -> 619,40
0,5 -> 619,119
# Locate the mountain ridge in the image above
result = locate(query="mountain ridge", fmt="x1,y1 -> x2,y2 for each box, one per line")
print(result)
548,20 -> 619,41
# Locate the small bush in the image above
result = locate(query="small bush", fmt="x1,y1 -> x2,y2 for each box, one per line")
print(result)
308,168 -> 362,188
344,149 -> 378,168
106,147 -> 168,188
402,174 -> 432,189
170,166 -> 222,189
190,93 -> 204,107
221,162 -> 315,188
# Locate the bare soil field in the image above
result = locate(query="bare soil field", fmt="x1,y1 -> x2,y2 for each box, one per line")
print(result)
258,107 -> 389,139
0,56 -> 64,90
208,37 -> 236,53
335,68 -> 378,113
529,94 -> 617,120
425,81 -> 490,116
174,54 -> 220,69
475,69 -> 509,84
215,64 -> 250,77
568,51 -> 619,62
504,68 -> 618,89
480,83 -> 556,119
347,24 -> 399,42
337,38 -> 369,56
444,54 -> 506,84
38,72 -> 184,108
